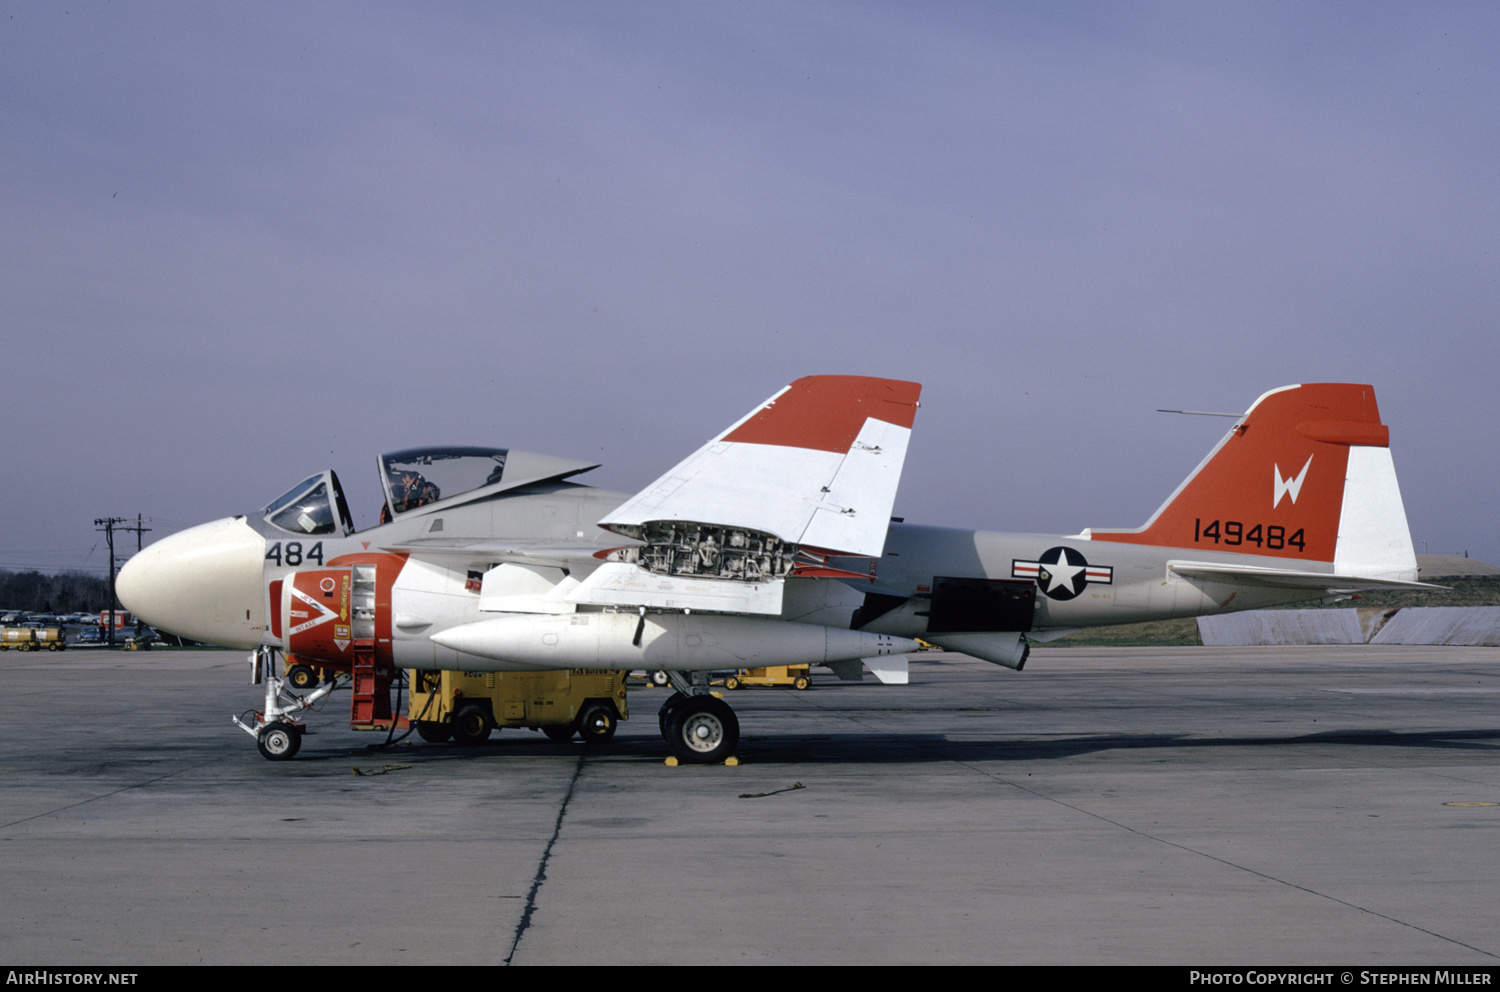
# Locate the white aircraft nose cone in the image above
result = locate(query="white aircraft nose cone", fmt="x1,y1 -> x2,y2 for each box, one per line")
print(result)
117,516 -> 267,649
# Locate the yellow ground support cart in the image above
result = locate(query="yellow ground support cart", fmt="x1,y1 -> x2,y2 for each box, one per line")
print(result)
722,665 -> 811,690
0,627 -> 38,651
0,627 -> 67,651
34,627 -> 68,651
407,668 -> 629,746
283,658 -> 334,690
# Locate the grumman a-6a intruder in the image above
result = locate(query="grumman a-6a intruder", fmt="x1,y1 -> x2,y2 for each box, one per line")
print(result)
117,376 -> 1433,763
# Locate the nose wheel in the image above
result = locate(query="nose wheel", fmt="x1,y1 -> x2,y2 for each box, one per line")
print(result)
256,721 -> 302,761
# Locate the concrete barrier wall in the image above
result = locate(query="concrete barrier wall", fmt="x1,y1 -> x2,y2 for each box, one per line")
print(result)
1197,606 -> 1500,646
1370,606 -> 1500,646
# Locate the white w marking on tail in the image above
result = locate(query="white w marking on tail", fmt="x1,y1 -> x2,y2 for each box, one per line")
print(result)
1273,455 -> 1314,508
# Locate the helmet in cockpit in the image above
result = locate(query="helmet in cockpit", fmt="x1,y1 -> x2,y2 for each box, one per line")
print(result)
389,471 -> 440,513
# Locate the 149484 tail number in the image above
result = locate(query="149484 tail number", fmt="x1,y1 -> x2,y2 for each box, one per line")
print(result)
1193,520 -> 1305,551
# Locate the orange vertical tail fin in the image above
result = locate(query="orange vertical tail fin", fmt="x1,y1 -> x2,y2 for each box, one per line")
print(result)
1088,384 -> 1416,580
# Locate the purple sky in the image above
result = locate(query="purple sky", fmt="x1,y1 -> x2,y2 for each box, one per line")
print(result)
5,1 -> 1498,575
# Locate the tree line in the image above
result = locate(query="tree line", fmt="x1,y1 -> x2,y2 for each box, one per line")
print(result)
0,569 -> 114,615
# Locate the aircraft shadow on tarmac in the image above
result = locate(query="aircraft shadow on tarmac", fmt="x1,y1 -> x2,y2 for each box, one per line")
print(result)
289,726 -> 1500,768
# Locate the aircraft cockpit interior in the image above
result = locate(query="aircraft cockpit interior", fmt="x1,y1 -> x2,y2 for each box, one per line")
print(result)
261,470 -> 355,537
260,447 -> 594,532
379,446 -> 509,518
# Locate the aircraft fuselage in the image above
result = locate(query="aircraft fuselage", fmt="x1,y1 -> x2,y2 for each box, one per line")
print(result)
123,479 -> 1331,670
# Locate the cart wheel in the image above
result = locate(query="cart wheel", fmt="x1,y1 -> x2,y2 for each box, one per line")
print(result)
415,721 -> 451,743
49,642 -> 63,651
542,724 -> 576,742
577,703 -> 618,744
257,721 -> 301,761
665,696 -> 739,765
794,676 -> 810,690
287,664 -> 318,690
724,676 -> 741,690
651,670 -> 671,687
451,704 -> 493,746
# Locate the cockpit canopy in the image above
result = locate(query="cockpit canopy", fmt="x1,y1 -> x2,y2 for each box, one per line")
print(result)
262,470 -> 355,536
381,446 -> 508,516
261,448 -> 600,534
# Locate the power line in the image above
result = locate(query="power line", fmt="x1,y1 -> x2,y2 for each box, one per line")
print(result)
94,515 -> 150,648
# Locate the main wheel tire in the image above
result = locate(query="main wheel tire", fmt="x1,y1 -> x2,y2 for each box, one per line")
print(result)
665,696 -> 739,765
287,664 -> 318,690
577,702 -> 618,744
542,724 -> 576,742
658,692 -> 687,736
257,721 -> 301,761
724,676 -> 741,690
451,704 -> 493,746
415,720 -> 451,743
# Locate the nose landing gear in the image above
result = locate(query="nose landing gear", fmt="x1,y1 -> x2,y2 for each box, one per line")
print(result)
233,646 -> 341,761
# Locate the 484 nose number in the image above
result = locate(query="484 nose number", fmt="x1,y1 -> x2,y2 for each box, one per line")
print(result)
264,541 -> 324,567
1193,519 -> 1305,551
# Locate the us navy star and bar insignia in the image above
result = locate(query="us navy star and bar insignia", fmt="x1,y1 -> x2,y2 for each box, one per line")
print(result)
1013,546 -> 1113,601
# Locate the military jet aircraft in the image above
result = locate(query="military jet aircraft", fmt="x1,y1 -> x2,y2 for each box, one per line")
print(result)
117,376 -> 1431,763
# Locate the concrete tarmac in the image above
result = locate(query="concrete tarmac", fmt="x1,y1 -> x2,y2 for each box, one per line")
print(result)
2,645 -> 1498,965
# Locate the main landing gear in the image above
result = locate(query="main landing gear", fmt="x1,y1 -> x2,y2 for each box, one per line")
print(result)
656,672 -> 739,765
233,646 -> 342,761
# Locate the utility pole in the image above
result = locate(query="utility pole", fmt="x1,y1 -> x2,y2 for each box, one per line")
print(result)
94,516 -> 151,648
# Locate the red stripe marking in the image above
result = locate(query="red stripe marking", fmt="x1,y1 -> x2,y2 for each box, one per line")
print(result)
268,579 -> 283,639
723,376 -> 921,453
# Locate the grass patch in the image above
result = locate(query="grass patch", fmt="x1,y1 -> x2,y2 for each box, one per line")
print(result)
1295,575 -> 1500,610
1048,617 -> 1202,647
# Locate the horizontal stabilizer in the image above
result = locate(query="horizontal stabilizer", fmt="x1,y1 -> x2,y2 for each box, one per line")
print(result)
1167,560 -> 1446,593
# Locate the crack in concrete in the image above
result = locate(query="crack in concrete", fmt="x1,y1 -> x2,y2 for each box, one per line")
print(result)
504,752 -> 584,965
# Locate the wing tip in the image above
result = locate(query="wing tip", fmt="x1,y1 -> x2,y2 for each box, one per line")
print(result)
726,375 -> 923,451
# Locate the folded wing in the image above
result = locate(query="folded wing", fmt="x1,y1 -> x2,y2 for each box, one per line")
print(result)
573,375 -> 922,614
